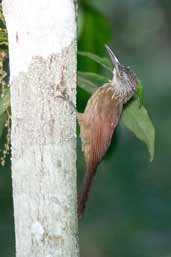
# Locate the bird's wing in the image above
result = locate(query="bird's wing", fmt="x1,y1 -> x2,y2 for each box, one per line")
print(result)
78,85 -> 123,170
90,101 -> 122,164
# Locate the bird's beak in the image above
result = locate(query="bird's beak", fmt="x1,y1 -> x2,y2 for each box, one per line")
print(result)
105,44 -> 121,75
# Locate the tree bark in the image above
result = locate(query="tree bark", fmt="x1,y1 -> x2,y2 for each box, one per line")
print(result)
2,1 -> 79,257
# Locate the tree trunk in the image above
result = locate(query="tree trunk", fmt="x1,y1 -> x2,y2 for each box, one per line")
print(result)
2,1 -> 79,257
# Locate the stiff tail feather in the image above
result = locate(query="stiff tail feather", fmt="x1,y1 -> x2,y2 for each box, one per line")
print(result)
78,163 -> 97,218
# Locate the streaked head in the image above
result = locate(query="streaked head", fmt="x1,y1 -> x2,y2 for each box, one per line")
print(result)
105,45 -> 138,102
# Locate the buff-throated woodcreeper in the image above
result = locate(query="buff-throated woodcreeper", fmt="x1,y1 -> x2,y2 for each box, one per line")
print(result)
77,45 -> 138,217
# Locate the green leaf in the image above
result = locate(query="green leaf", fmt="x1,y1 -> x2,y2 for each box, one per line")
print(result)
78,51 -> 113,73
0,28 -> 8,46
0,87 -> 10,116
78,71 -> 108,86
0,112 -> 6,139
78,73 -> 97,94
77,8 -> 84,39
137,80 -> 143,108
121,99 -> 155,161
0,7 -> 6,28
78,5 -> 112,72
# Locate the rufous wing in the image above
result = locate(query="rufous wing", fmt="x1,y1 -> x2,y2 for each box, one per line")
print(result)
79,85 -> 123,169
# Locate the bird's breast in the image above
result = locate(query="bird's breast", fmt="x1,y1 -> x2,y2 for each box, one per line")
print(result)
84,84 -> 122,121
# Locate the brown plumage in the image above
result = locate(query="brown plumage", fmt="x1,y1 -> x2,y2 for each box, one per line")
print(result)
78,45 -> 138,217
78,85 -> 122,216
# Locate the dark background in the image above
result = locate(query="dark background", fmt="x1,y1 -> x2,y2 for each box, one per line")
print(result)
1,0 -> 171,256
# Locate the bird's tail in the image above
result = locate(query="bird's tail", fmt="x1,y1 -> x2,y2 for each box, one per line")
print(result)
78,163 -> 97,218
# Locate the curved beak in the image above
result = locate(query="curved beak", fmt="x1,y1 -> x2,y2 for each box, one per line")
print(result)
105,44 -> 120,74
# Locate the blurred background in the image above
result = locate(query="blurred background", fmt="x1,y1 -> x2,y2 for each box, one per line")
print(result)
1,0 -> 171,256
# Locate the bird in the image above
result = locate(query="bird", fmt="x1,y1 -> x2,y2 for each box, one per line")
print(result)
77,45 -> 138,217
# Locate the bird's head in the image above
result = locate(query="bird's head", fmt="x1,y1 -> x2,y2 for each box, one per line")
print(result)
105,45 -> 138,103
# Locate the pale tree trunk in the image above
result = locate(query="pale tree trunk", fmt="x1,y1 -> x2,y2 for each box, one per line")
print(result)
2,1 -> 79,257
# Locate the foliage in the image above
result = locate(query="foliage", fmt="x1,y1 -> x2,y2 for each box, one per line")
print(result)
121,99 -> 155,161
78,3 -> 112,72
0,4 -> 10,165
